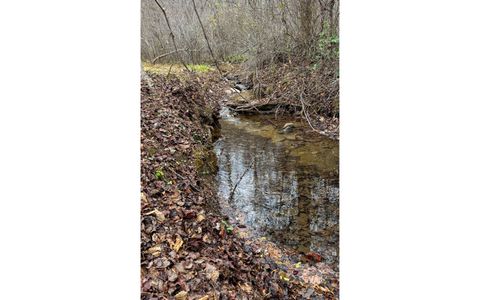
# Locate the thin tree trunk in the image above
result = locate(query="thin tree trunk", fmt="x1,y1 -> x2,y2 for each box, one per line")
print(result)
153,0 -> 190,72
299,0 -> 314,56
191,0 -> 223,76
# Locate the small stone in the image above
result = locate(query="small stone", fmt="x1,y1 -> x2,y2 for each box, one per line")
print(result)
234,83 -> 248,91
281,123 -> 295,133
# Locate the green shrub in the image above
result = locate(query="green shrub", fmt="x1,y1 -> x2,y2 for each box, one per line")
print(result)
313,23 -> 339,64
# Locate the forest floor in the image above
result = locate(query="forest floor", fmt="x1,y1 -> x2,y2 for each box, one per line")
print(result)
141,66 -> 339,300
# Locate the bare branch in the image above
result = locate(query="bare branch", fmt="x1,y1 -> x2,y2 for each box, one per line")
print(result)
229,158 -> 254,201
151,49 -> 186,63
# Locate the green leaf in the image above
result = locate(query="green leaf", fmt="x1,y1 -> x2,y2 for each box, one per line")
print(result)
221,220 -> 234,234
155,169 -> 164,180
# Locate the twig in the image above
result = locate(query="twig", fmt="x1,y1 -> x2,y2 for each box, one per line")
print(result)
166,63 -> 174,77
153,0 -> 191,72
300,93 -> 320,133
299,83 -> 322,134
229,158 -> 254,201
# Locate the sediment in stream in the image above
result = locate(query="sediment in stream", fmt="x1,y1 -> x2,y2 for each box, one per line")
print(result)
141,73 -> 338,299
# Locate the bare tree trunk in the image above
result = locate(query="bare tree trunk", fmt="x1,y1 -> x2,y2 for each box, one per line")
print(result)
299,0 -> 315,56
152,0 -> 190,72
191,0 -> 223,76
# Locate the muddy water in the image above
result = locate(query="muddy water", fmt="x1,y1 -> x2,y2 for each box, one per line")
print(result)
214,111 -> 339,268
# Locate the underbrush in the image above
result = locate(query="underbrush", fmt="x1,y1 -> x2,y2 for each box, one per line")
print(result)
258,63 -> 338,116
229,60 -> 339,137
224,54 -> 248,64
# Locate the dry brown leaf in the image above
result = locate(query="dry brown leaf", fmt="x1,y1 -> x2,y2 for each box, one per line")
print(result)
167,270 -> 178,282
198,296 -> 209,300
240,283 -> 252,294
205,263 -> 219,282
145,209 -> 166,222
202,234 -> 211,244
152,233 -> 165,243
147,245 -> 162,257
303,273 -> 322,285
305,251 -> 322,262
196,214 -> 205,222
237,230 -> 249,238
170,236 -> 184,252
174,290 -> 188,300
316,285 -> 333,294
141,192 -> 149,206
265,244 -> 282,260
179,143 -> 190,150
171,190 -> 181,202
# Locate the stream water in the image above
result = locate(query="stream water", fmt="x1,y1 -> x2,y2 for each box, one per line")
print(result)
214,110 -> 339,268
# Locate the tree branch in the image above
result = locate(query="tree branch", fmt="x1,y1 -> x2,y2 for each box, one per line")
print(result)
229,158 -> 254,201
151,49 -> 187,64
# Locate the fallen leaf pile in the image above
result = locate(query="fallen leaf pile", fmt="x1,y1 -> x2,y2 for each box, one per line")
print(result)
141,72 -> 338,299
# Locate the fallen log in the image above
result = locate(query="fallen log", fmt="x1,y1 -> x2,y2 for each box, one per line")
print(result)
226,101 -> 301,114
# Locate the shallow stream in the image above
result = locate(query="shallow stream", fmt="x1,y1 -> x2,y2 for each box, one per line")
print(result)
214,110 -> 339,268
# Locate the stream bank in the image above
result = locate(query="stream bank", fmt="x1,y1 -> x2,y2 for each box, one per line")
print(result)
141,72 -> 339,300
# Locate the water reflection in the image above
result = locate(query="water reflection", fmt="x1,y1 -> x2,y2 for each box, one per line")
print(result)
215,115 -> 339,268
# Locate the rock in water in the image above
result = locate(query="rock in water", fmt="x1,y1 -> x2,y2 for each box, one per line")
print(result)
234,83 -> 248,91
281,123 -> 295,133
226,74 -> 238,81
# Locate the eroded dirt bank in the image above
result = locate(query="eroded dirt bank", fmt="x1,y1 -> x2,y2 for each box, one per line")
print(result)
141,73 -> 338,300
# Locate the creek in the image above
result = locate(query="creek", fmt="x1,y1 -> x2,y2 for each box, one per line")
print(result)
214,109 -> 339,268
